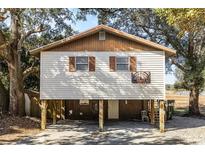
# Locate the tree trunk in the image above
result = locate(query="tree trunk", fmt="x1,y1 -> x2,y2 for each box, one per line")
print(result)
0,79 -> 9,113
7,11 -> 25,116
8,60 -> 25,116
189,87 -> 200,115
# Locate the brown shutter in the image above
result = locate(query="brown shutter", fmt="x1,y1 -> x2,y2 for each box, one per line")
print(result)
89,56 -> 95,72
69,57 -> 76,72
130,56 -> 136,72
109,56 -> 116,72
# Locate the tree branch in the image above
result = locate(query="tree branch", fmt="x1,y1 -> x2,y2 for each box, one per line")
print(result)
0,15 -> 9,22
0,9 -> 9,22
0,30 -> 6,46
18,25 -> 46,49
0,46 -> 6,59
0,29 -> 11,61
23,66 -> 39,80
171,58 -> 186,72
24,89 -> 39,98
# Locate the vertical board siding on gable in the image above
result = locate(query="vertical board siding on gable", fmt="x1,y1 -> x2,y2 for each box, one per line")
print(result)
48,33 -> 159,52
40,51 -> 165,100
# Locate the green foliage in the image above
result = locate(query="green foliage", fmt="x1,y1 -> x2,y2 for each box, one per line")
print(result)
166,84 -> 175,91
155,9 -> 205,92
155,9 -> 205,35
79,9 -> 123,24
173,81 -> 185,90
0,60 -> 8,90
0,8 -> 86,92
100,8 -> 205,94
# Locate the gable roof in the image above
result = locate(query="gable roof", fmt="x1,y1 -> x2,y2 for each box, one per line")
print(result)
30,25 -> 176,56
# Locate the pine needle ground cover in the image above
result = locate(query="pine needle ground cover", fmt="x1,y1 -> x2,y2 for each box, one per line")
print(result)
0,115 -> 41,144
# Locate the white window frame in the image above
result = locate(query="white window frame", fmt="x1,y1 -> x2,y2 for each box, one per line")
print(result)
76,56 -> 89,71
116,56 -> 130,71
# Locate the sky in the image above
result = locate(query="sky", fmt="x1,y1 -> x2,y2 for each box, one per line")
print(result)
73,15 -> 177,85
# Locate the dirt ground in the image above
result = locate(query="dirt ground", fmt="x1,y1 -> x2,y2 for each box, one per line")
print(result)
11,116 -> 205,145
0,115 -> 41,144
2,114 -> 205,145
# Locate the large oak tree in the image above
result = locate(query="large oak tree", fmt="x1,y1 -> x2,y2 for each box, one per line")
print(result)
156,9 -> 205,115
0,8 -> 85,116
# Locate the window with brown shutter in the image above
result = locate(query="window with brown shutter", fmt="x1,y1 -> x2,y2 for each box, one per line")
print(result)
130,56 -> 136,72
76,57 -> 88,71
69,57 -> 76,72
109,56 -> 116,71
89,56 -> 95,72
116,57 -> 129,71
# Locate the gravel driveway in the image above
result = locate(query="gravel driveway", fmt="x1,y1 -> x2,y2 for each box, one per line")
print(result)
15,116 -> 205,145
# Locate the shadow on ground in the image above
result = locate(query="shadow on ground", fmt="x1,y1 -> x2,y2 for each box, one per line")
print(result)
15,116 -> 203,145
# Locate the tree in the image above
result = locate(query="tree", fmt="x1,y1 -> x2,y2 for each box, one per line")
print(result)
156,9 -> 205,115
173,68 -> 185,90
0,18 -> 9,113
0,77 -> 9,113
0,8 -> 84,116
79,9 -> 122,24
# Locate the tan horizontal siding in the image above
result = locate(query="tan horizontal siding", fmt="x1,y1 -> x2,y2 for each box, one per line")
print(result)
40,51 -> 165,100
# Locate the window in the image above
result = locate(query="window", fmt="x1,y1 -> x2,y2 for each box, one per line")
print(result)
76,57 -> 88,71
79,100 -> 89,105
116,57 -> 129,71
99,31 -> 106,40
